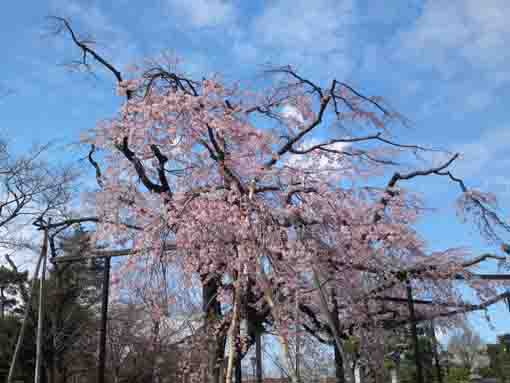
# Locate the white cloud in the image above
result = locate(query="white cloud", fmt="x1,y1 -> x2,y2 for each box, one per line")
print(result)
286,137 -> 351,173
281,105 -> 305,124
240,0 -> 354,77
390,0 -> 510,114
166,0 -> 236,28
395,0 -> 510,83
254,0 -> 352,52
452,127 -> 510,180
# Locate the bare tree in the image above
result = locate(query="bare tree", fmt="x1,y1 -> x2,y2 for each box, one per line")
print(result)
448,323 -> 484,372
0,138 -> 76,253
0,134 -> 78,383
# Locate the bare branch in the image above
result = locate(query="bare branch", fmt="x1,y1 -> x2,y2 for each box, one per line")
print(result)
88,144 -> 103,188
264,95 -> 331,169
48,16 -> 130,98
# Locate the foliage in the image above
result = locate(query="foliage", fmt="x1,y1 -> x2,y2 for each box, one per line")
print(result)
445,366 -> 471,383
0,266 -> 27,317
0,315 -> 36,382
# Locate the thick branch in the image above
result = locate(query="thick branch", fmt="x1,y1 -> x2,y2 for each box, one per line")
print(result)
49,16 -> 130,99
264,95 -> 331,169
116,137 -> 169,194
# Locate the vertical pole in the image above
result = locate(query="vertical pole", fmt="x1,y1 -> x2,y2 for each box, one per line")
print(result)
97,256 -> 111,383
334,345 -> 345,383
251,357 -> 256,379
406,280 -> 424,383
390,368 -> 398,383
1,287 -> 5,320
255,333 -> 262,383
431,320 -> 443,383
354,365 -> 361,383
7,230 -> 47,383
34,244 -> 48,383
331,290 -> 345,383
295,292 -> 300,383
235,356 -> 242,383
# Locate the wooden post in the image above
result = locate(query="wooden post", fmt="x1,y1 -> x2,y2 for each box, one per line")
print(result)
406,281 -> 424,383
7,229 -> 48,383
235,356 -> 242,383
97,256 -> 111,383
295,292 -> 300,383
34,245 -> 48,383
431,321 -> 443,383
255,333 -> 263,383
354,365 -> 361,383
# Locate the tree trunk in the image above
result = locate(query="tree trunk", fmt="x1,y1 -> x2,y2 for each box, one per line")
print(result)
46,353 -> 57,383
203,276 -> 223,383
61,366 -> 67,383
46,363 -> 54,383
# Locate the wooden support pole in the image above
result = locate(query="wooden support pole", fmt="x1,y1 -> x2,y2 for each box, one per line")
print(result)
406,281 -> 424,383
34,244 -> 48,383
7,229 -> 48,383
97,256 -> 111,383
255,332 -> 263,383
431,320 -> 444,383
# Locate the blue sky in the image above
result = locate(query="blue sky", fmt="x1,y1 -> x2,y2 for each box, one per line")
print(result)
1,0 -> 510,342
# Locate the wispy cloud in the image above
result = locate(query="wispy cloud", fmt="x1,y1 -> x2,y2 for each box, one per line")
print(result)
233,0 -> 354,78
148,0 -> 356,80
395,0 -> 510,83
166,0 -> 236,28
389,0 -> 510,114
451,127 -> 510,188
253,0 -> 352,54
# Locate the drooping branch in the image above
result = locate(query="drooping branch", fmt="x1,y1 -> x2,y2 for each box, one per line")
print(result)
288,132 -> 443,155
330,79 -> 389,115
460,253 -> 507,268
385,291 -> 510,328
387,153 -> 460,189
265,65 -> 324,99
142,66 -> 199,97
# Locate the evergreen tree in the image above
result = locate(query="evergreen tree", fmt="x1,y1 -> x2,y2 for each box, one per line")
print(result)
0,266 -> 27,318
